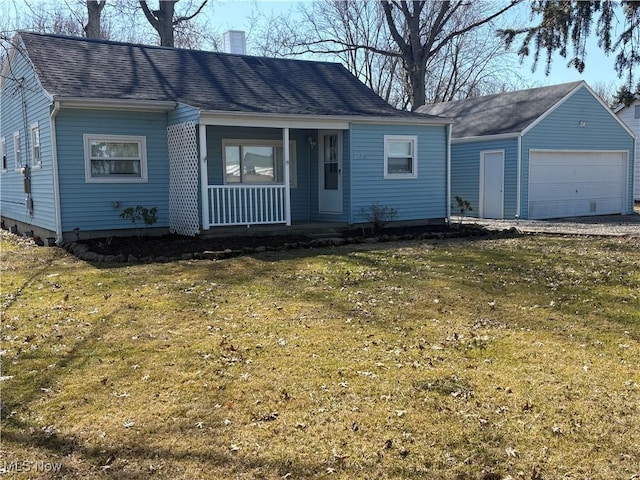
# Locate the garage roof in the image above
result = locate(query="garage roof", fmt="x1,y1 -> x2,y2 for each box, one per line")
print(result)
417,82 -> 584,138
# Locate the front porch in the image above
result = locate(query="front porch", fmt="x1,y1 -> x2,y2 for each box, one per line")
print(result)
167,118 -> 351,236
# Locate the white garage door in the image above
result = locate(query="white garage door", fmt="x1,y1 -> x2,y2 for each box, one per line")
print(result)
529,151 -> 627,219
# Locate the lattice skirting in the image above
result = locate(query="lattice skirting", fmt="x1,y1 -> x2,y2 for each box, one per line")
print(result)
168,121 -> 200,236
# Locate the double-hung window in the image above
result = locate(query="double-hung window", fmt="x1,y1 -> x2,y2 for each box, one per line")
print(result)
384,135 -> 418,179
1,137 -> 6,172
13,132 -> 21,170
223,139 -> 297,187
83,134 -> 147,183
31,123 -> 41,168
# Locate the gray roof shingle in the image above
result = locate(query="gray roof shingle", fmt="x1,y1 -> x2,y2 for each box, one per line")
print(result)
19,31 -> 442,120
417,82 -> 583,138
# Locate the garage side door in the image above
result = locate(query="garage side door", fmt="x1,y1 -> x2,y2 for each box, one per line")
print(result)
529,151 -> 626,220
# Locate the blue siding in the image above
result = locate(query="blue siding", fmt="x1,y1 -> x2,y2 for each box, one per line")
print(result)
168,103 -> 200,125
451,138 -> 519,219
521,86 -> 635,218
0,47 -> 57,232
55,109 -> 170,234
349,123 -> 448,223
205,126 -> 314,222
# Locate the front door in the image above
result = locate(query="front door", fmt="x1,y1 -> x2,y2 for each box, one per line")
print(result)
319,131 -> 343,214
480,150 -> 504,219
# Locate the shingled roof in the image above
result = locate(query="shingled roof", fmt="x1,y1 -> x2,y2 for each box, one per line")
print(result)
417,82 -> 583,138
17,31 -> 442,120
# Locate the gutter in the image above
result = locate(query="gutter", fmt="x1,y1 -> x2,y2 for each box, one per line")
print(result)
56,97 -> 177,112
200,109 -> 454,127
50,100 -> 62,243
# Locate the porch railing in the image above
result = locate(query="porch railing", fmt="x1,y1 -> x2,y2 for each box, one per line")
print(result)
207,184 -> 287,227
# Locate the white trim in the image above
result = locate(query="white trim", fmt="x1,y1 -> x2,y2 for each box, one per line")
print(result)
318,130 -> 343,214
57,98 -> 177,112
13,131 -> 21,171
283,128 -> 291,226
200,110 -> 452,129
529,148 -> 631,154
479,150 -> 505,219
221,138 -> 297,187
30,122 -> 41,169
83,134 -> 148,183
452,133 -> 520,144
383,135 -> 418,179
199,124 -> 209,231
1,137 -> 6,173
50,101 -> 62,243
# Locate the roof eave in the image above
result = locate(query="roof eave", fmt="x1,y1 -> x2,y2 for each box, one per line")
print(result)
452,132 -> 521,143
56,97 -> 177,112
199,109 -> 453,129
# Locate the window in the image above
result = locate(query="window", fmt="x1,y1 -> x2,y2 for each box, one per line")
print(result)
222,139 -> 297,187
31,123 -> 41,168
384,135 -> 418,179
83,134 -> 147,183
635,105 -> 640,119
1,137 -> 6,172
13,132 -> 21,170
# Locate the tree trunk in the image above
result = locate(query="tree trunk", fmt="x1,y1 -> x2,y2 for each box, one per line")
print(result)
157,1 -> 176,47
85,0 -> 106,39
140,0 -> 177,47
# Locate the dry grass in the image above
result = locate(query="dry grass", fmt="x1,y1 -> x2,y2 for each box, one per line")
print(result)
1,230 -> 639,479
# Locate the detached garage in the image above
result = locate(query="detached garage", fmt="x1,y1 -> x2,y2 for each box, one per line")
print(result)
419,81 -> 635,220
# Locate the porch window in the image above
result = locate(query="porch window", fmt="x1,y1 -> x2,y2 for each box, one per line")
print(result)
384,135 -> 418,179
222,139 -> 296,187
83,134 -> 147,183
31,123 -> 41,168
14,132 -> 21,170
1,137 -> 6,172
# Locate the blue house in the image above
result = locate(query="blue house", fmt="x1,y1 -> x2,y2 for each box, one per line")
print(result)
419,82 -> 635,220
0,32 -> 452,243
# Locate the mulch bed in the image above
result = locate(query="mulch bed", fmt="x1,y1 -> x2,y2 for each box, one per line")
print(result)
64,223 -> 506,264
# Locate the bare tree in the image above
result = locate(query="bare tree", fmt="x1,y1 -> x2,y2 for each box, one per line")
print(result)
254,0 -> 522,109
85,0 -> 107,39
381,0 -> 520,109
139,0 -> 208,47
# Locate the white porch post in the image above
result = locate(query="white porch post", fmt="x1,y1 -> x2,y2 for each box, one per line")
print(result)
283,127 -> 291,226
199,124 -> 210,230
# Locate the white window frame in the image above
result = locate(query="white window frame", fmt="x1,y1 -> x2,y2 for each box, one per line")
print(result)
13,131 -> 21,171
83,134 -> 148,183
31,122 -> 41,169
383,135 -> 418,179
222,138 -> 297,187
1,137 -> 6,173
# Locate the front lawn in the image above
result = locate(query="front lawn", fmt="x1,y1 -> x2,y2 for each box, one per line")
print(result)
1,231 -> 638,479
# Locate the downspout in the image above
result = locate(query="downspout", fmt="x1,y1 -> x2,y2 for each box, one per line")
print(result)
516,134 -> 522,219
50,100 -> 63,243
446,123 -> 452,224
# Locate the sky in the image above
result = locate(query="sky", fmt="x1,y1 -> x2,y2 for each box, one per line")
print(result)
0,0 -> 625,91
207,0 -> 623,90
